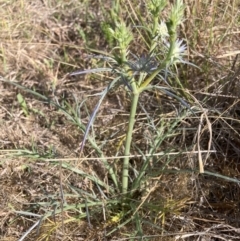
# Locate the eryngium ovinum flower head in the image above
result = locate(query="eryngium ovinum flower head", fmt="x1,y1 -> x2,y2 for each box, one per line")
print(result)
166,38 -> 187,66
147,0 -> 167,16
126,54 -> 158,75
153,21 -> 169,43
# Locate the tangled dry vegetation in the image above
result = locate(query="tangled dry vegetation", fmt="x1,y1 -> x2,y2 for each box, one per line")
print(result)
0,0 -> 240,240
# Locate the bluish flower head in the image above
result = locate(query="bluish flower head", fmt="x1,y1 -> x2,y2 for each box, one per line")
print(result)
125,54 -> 158,74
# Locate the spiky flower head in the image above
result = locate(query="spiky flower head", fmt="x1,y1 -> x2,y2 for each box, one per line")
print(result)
126,54 -> 158,74
167,0 -> 185,34
167,39 -> 187,65
147,0 -> 167,17
108,21 -> 133,51
157,21 -> 169,40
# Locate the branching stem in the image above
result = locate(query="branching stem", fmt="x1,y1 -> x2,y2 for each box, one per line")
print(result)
122,91 -> 139,194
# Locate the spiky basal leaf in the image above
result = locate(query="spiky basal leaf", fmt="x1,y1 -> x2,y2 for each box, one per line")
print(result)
80,76 -> 121,153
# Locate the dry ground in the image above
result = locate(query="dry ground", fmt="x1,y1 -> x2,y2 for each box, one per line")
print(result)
0,0 -> 240,240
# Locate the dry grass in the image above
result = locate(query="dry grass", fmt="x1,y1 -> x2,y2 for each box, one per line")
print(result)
0,0 -> 240,240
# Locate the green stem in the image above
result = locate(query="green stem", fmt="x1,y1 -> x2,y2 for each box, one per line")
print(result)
122,92 -> 139,194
